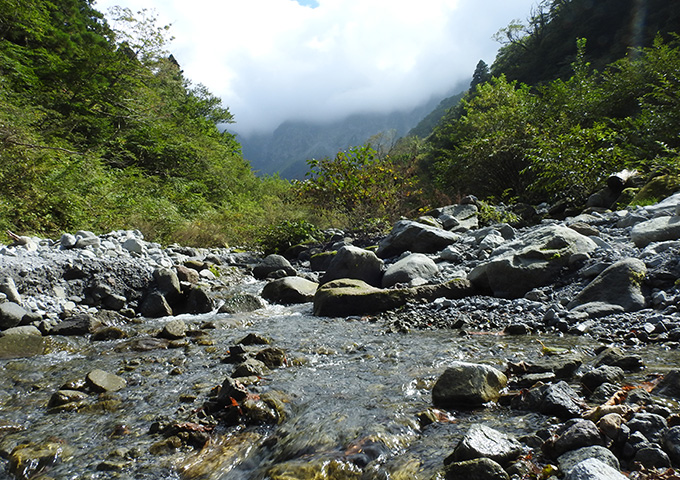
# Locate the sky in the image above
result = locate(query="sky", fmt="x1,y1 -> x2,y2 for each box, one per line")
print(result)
94,0 -> 538,135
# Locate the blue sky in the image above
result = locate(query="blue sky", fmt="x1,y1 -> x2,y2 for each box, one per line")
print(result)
95,0 -> 538,134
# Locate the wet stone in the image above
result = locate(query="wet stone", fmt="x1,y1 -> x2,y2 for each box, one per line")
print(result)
443,457 -> 510,480
232,358 -> 267,378
580,365 -> 625,393
432,362 -> 507,408
159,318 -> 187,340
255,347 -> 287,368
448,424 -> 523,467
549,419 -> 604,457
86,369 -> 126,393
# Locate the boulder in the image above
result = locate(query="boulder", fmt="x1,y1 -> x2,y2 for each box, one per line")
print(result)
653,370 -> 680,400
313,279 -> 406,316
376,220 -> 461,258
443,458 -> 509,480
253,255 -> 296,280
449,424 -> 522,466
262,277 -> 318,304
468,225 -> 598,298
663,426 -> 680,465
627,412 -> 667,444
320,246 -> 383,287
48,314 -> 101,336
0,333 -> 45,359
631,215 -> 680,248
567,258 -> 646,312
153,268 -> 182,300
0,277 -> 21,304
382,253 -> 439,288
550,419 -> 604,457
0,302 -> 27,330
580,365 -> 625,393
186,286 -> 214,314
0,325 -> 41,337
432,362 -> 507,408
430,204 -> 480,232
139,291 -> 173,318
512,381 -> 585,419
159,319 -> 187,340
218,294 -> 266,314
558,446 -> 620,473
313,278 -> 474,317
564,458 -> 626,480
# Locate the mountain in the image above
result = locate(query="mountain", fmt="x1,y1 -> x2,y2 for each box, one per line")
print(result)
237,82 -> 468,179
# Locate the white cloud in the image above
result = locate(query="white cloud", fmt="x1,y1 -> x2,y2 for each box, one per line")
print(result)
95,0 -> 537,134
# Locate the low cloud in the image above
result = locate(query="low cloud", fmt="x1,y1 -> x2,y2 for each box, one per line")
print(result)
96,0 -> 536,134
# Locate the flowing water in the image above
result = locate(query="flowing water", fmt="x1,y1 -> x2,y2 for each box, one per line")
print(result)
0,291 -> 677,480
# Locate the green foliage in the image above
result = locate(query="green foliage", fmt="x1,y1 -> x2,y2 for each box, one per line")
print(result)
259,220 -> 322,255
296,144 -> 424,226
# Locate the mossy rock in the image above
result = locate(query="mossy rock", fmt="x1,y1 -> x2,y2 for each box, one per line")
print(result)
630,175 -> 680,207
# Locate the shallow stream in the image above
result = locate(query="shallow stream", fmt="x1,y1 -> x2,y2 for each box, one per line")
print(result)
0,293 -> 677,480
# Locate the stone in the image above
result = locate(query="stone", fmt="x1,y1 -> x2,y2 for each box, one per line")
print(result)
631,215 -> 680,248
431,204 -> 480,232
313,278 -> 474,317
60,233 -> 78,249
139,291 -> 173,318
558,445 -> 620,473
468,225 -> 598,298
49,314 -> 101,335
75,234 -> 100,248
381,253 -> 439,288
449,424 -> 522,466
634,446 -> 671,469
551,419 -> 604,457
310,251 -> 336,271
443,457 -> 509,480
186,286 -> 214,314
376,220 -> 461,258
432,362 -> 507,408
255,347 -> 287,368
597,413 -> 624,440
653,370 -> 680,399
159,319 -> 187,340
627,412 -> 667,443
567,258 -> 646,312
86,369 -> 126,392
663,426 -> 680,465
320,245 -> 384,287
580,365 -> 625,393
564,458 -> 627,480
261,277 -> 318,304
153,267 -> 182,299
122,237 -> 145,254
0,325 -> 41,337
232,358 -> 267,378
48,389 -> 89,411
103,293 -> 127,311
0,302 -> 28,330
218,294 -> 266,314
594,347 -> 643,371
0,277 -> 21,304
175,264 -> 200,283
513,381 -> 585,419
8,440 -> 72,480
253,255 -> 296,280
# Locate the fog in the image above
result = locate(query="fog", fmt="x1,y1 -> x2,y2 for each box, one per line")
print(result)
95,0 -> 537,135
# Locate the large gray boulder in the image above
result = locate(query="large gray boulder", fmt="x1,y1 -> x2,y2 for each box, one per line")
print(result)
564,458 -> 626,480
262,277 -> 318,304
432,362 -> 507,408
558,446 -> 620,473
567,258 -> 646,313
0,277 -> 21,304
450,424 -> 522,466
468,224 -> 598,298
0,302 -> 27,330
376,220 -> 460,258
253,255 -> 296,280
320,246 -> 383,287
313,278 -> 474,317
382,253 -> 438,288
631,215 -> 680,247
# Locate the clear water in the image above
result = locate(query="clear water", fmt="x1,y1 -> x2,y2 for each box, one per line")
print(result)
0,300 -> 677,480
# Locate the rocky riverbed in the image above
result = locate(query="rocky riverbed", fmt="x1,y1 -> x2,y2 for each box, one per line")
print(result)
2,195 -> 680,479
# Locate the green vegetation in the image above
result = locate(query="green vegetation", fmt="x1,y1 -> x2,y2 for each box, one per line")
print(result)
2,0 -> 680,249
0,0 -> 295,246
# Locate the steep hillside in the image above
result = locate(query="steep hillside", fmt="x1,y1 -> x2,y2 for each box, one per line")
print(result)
239,91 -> 461,178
